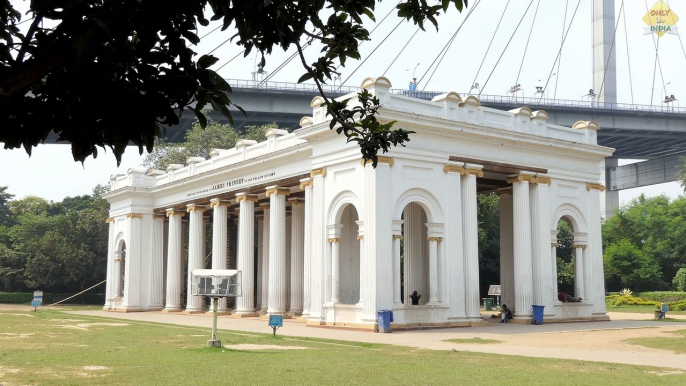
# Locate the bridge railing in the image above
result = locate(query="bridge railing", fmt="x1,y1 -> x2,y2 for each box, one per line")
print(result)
225,79 -> 686,114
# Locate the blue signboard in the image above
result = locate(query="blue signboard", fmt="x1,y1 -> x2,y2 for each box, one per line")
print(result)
31,300 -> 41,307
268,315 -> 283,327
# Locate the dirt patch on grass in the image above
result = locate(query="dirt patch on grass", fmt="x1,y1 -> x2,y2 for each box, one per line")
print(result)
445,338 -> 501,344
82,366 -> 109,371
645,370 -> 685,376
224,344 -> 309,350
0,366 -> 22,376
57,323 -> 129,331
0,333 -> 35,339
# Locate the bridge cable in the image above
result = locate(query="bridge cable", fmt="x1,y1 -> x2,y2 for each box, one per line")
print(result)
468,0 -> 512,95
200,24 -> 223,40
257,1 -> 401,88
597,1 -> 624,103
477,0 -> 536,98
665,0 -> 686,65
416,0 -> 482,90
214,49 -> 246,72
554,0 -> 569,100
381,27 -> 420,77
645,0 -> 668,105
514,0 -> 542,90
537,0 -> 582,102
622,0 -> 634,104
339,19 -> 404,88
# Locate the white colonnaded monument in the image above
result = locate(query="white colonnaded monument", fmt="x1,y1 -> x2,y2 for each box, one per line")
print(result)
102,76 -> 612,329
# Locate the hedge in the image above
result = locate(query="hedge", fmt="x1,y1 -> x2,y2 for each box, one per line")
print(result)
0,292 -> 105,305
634,291 -> 686,302
611,296 -> 661,307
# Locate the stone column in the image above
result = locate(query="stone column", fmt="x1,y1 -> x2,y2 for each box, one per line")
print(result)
149,214 -> 165,310
587,183 -> 607,316
260,204 -> 270,313
574,245 -> 585,300
427,236 -> 440,304
551,232 -> 559,298
267,186 -> 290,315
308,169 -> 326,322
114,250 -> 123,298
356,220 -> 365,308
164,209 -> 184,312
123,213 -> 142,311
300,178 -> 313,318
444,163 -> 466,319
209,199 -> 230,313
507,172 -> 536,319
362,157 -> 393,321
329,237 -> 341,303
289,199 -> 305,315
392,221 -> 403,305
104,217 -> 115,308
185,204 -> 206,313
462,164 -> 483,320
235,193 -> 258,316
498,188 -> 515,309
532,175 -> 554,312
256,214 -> 263,311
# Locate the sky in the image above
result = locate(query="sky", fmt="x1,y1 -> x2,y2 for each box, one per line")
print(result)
1,0 -> 685,204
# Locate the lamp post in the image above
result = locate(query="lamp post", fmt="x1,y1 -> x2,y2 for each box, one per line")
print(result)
661,82 -> 672,110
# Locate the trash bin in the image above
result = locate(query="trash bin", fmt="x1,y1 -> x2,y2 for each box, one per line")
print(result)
532,305 -> 545,325
376,310 -> 392,333
483,298 -> 493,311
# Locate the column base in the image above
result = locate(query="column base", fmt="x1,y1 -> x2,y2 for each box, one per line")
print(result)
261,314 -> 293,320
162,307 -> 183,313
233,312 -> 258,318
205,311 -> 231,316
182,308 -> 206,314
117,306 -> 142,313
148,306 -> 164,311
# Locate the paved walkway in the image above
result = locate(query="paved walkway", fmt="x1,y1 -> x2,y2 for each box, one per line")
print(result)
66,310 -> 686,371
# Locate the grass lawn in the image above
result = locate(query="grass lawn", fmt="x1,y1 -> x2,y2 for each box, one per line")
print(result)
626,329 -> 686,355
1,310 -> 686,385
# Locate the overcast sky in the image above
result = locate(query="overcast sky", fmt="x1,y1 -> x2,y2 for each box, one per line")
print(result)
2,0 -> 685,204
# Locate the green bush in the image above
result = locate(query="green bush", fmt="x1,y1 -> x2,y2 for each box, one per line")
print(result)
634,291 -> 686,302
0,292 -> 104,305
667,300 -> 686,311
673,269 -> 686,292
612,295 -> 661,307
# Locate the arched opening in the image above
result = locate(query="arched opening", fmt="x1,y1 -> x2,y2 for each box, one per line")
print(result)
401,202 -> 429,306
554,215 -> 585,303
115,240 -> 126,298
329,203 -> 361,305
338,204 -> 360,304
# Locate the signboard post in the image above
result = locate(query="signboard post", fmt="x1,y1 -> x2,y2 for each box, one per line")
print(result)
32,290 -> 43,312
268,315 -> 283,337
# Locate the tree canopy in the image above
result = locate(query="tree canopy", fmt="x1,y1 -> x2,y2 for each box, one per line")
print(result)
1,0 -> 467,165
602,194 -> 686,291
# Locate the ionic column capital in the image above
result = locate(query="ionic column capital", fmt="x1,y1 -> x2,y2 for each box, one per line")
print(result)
166,208 -> 185,217
534,175 -> 552,185
357,235 -> 365,240
551,243 -> 559,247
310,167 -> 327,178
427,237 -> 443,242
105,217 -> 115,223
186,204 -> 207,212
287,198 -> 305,206
209,198 -> 232,208
463,163 -> 484,177
299,177 -> 313,189
236,193 -> 259,202
586,182 -> 606,192
259,203 -> 270,211
392,235 -> 403,240
126,213 -> 143,219
265,186 -> 291,197
496,187 -> 513,196
360,155 -> 394,167
573,244 -> 587,249
152,214 -> 166,220
506,172 -> 536,184
328,238 -> 341,243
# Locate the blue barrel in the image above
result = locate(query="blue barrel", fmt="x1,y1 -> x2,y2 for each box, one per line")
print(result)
532,305 -> 545,325
377,310 -> 392,333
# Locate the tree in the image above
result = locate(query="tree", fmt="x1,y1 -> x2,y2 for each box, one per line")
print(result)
0,186 -> 14,228
143,116 -> 274,171
477,193 -> 500,297
556,220 -> 575,294
9,195 -> 51,216
1,0 -> 467,165
604,239 -> 663,291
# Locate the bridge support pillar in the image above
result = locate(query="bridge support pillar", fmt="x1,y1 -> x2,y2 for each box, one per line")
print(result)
604,158 -> 620,219
592,0 -> 617,106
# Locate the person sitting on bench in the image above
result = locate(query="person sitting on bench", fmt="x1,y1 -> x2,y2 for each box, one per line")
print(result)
558,291 -> 582,302
501,304 -> 513,323
410,290 -> 421,305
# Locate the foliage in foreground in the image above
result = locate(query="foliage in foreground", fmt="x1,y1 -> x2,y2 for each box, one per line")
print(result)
1,0 -> 468,165
0,310 -> 684,386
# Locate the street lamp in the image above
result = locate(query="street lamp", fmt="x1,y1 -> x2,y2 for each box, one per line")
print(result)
661,82 -> 672,107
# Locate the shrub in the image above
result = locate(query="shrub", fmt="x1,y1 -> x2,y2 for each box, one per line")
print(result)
667,300 -> 686,311
0,292 -> 33,304
634,291 -> 686,302
674,268 -> 686,292
619,288 -> 633,297
612,295 -> 661,307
